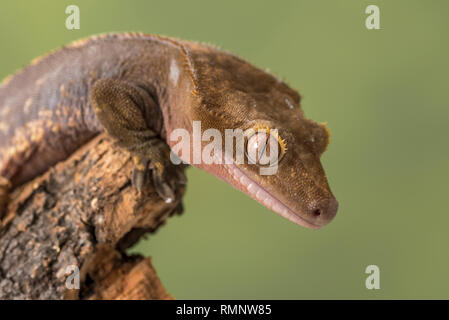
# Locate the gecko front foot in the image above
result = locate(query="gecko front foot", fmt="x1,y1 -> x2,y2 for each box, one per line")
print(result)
131,142 -> 186,203
0,176 -> 11,219
91,78 -> 187,204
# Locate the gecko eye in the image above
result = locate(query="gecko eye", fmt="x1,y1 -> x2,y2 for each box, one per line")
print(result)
246,131 -> 283,166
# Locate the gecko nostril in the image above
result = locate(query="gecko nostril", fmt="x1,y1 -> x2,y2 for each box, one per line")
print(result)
312,197 -> 338,224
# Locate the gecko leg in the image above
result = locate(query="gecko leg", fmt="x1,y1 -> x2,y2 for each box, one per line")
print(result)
90,79 -> 184,203
0,176 -> 11,219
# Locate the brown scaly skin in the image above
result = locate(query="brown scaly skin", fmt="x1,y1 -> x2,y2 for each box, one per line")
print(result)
0,33 -> 337,229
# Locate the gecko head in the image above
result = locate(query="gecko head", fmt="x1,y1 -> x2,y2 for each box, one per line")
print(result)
236,117 -> 338,229
183,46 -> 338,229
190,85 -> 338,229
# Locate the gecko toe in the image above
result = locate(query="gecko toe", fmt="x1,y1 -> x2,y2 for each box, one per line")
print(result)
153,177 -> 175,203
131,166 -> 148,193
151,165 -> 175,203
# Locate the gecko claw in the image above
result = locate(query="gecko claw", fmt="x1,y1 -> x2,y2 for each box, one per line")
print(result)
132,161 -> 175,203
130,151 -> 181,203
131,156 -> 149,193
152,173 -> 175,203
149,161 -> 175,203
131,166 -> 148,193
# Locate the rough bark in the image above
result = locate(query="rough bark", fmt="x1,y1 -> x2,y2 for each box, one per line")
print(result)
0,134 -> 185,300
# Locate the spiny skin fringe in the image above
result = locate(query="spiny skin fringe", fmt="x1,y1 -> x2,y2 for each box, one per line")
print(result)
1,32 -> 290,106
249,124 -> 288,155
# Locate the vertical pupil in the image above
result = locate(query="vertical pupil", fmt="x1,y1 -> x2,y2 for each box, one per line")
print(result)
248,132 -> 268,162
247,132 -> 281,165
257,133 -> 268,160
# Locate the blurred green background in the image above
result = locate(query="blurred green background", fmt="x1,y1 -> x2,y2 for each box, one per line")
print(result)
1,0 -> 448,299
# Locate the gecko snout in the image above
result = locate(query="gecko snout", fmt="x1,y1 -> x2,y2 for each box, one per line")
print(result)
309,197 -> 338,227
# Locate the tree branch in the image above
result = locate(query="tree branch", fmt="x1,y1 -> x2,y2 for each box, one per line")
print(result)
0,134 -> 185,299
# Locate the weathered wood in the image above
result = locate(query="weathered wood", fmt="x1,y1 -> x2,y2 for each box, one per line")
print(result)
0,134 -> 185,299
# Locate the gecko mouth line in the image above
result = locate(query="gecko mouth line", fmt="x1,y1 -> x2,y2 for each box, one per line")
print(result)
225,161 -> 322,229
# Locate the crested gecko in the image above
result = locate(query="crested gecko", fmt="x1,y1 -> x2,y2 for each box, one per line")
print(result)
0,33 -> 338,229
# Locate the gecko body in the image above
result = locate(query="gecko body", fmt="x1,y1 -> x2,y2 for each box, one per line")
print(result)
0,33 -> 338,229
